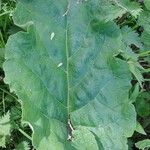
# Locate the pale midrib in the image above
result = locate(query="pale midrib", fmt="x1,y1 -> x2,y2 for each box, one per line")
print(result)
65,16 -> 70,117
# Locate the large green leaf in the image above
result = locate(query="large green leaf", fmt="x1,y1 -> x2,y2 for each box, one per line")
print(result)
4,0 -> 136,149
144,0 -> 150,11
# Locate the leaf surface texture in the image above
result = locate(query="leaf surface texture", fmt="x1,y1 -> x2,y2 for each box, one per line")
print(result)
4,0 -> 136,149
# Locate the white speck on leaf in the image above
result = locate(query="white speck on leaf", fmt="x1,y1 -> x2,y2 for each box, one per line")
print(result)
50,32 -> 55,40
57,63 -> 63,68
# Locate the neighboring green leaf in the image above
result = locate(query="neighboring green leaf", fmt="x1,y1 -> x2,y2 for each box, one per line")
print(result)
139,50 -> 150,58
116,0 -> 142,18
118,47 -> 144,88
135,122 -> 146,135
0,112 -> 11,148
4,0 -> 136,149
135,92 -> 150,117
97,0 -> 142,22
128,60 -> 144,88
138,11 -> 150,32
135,139 -> 150,150
15,141 -> 30,150
121,26 -> 142,48
141,31 -> 150,51
98,1 -> 126,22
138,10 -> 150,50
119,27 -> 144,87
129,83 -> 140,103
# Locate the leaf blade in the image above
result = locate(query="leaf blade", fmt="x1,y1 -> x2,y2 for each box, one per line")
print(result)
4,0 -> 136,149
